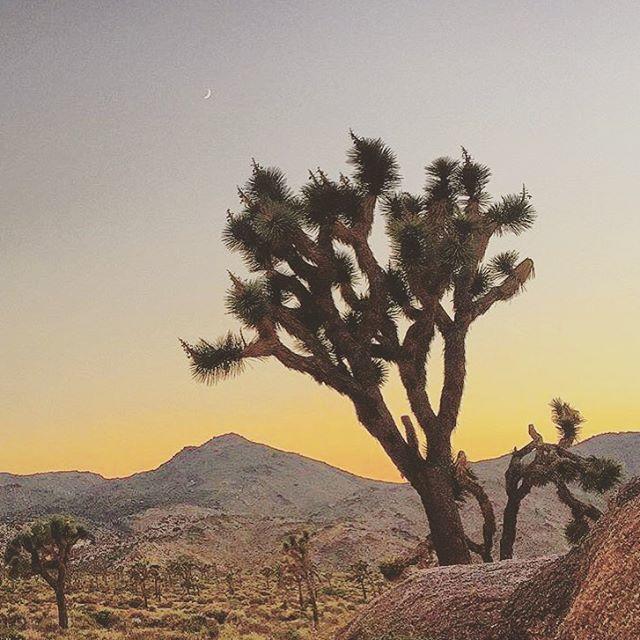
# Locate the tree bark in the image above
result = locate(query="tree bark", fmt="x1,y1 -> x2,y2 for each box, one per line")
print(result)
456,463 -> 496,562
307,577 -> 319,627
55,588 -> 68,629
355,398 -> 471,566
500,491 -> 523,560
415,467 -> 471,565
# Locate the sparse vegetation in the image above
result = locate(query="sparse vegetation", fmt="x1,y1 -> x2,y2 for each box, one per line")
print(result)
0,417 -> 630,638
0,548 -> 384,640
348,561 -> 375,602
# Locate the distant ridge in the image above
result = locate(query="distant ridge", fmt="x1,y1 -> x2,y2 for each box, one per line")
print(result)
1,431 -> 638,566
5,428 -> 637,482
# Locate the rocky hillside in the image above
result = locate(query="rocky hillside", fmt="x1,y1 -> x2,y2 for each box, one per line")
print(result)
0,431 -> 638,566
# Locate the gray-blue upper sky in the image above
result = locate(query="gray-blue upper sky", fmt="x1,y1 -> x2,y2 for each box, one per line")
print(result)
2,1 -> 639,477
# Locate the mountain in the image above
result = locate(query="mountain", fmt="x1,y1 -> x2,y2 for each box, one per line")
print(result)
0,431 -> 638,567
0,434 -> 413,521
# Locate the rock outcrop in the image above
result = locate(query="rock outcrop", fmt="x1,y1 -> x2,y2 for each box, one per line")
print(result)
339,477 -> 640,640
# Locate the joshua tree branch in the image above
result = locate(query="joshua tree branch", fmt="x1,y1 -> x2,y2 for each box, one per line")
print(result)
398,311 -> 439,434
261,327 -> 359,397
455,451 -> 496,562
470,258 -> 535,321
400,415 -> 422,458
555,480 -> 602,522
438,327 -> 468,431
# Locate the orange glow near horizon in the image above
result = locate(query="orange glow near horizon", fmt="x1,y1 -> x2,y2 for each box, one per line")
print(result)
3,299 -> 638,482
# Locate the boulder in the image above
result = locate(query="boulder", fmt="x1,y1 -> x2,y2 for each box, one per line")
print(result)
340,477 -> 640,640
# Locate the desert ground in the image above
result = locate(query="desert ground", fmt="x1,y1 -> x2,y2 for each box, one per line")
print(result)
1,563 -> 378,640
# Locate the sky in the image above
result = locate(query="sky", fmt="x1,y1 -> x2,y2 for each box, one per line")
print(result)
1,1 -> 639,481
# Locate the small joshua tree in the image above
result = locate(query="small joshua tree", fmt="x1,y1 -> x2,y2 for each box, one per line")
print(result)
283,531 -> 319,627
499,398 -> 623,559
225,568 -> 236,595
260,565 -> 274,590
129,560 -> 161,608
168,555 -> 200,595
3,515 -> 93,629
182,134 -> 536,565
348,560 -> 374,602
151,564 -> 163,601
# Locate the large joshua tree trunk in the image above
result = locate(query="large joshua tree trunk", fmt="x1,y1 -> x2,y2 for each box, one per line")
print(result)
416,468 -> 471,565
357,400 -> 471,566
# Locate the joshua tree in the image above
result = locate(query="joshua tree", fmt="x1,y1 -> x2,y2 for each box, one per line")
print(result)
290,567 -> 305,612
182,134 -> 535,565
168,555 -> 200,595
3,515 -> 93,629
283,531 -> 319,627
128,560 -> 161,608
274,562 -> 284,588
151,564 -> 162,600
128,561 -> 149,608
198,562 -> 215,583
89,559 -> 112,592
260,565 -> 274,590
322,568 -> 334,588
348,560 -> 374,602
225,568 -> 236,595
112,566 -> 126,593
500,398 -> 623,559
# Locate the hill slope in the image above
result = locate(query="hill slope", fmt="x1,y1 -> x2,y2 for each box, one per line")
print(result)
1,431 -> 638,566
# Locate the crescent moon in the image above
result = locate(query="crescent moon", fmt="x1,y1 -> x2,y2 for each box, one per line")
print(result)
204,89 -> 212,100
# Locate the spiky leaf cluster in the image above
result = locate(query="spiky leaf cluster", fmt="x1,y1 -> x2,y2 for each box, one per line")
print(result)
384,265 -> 413,310
333,250 -> 358,287
225,277 -> 270,327
469,265 -> 495,298
486,187 -> 535,235
347,132 -> 400,196
488,250 -> 520,279
456,149 -> 491,204
550,398 -> 585,443
4,515 -> 92,580
223,163 -> 301,272
564,517 -> 590,545
180,333 -> 246,384
578,456 -> 623,493
245,163 -> 291,202
301,176 -> 361,228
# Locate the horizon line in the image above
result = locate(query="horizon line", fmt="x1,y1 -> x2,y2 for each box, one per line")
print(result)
1,428 -> 637,484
